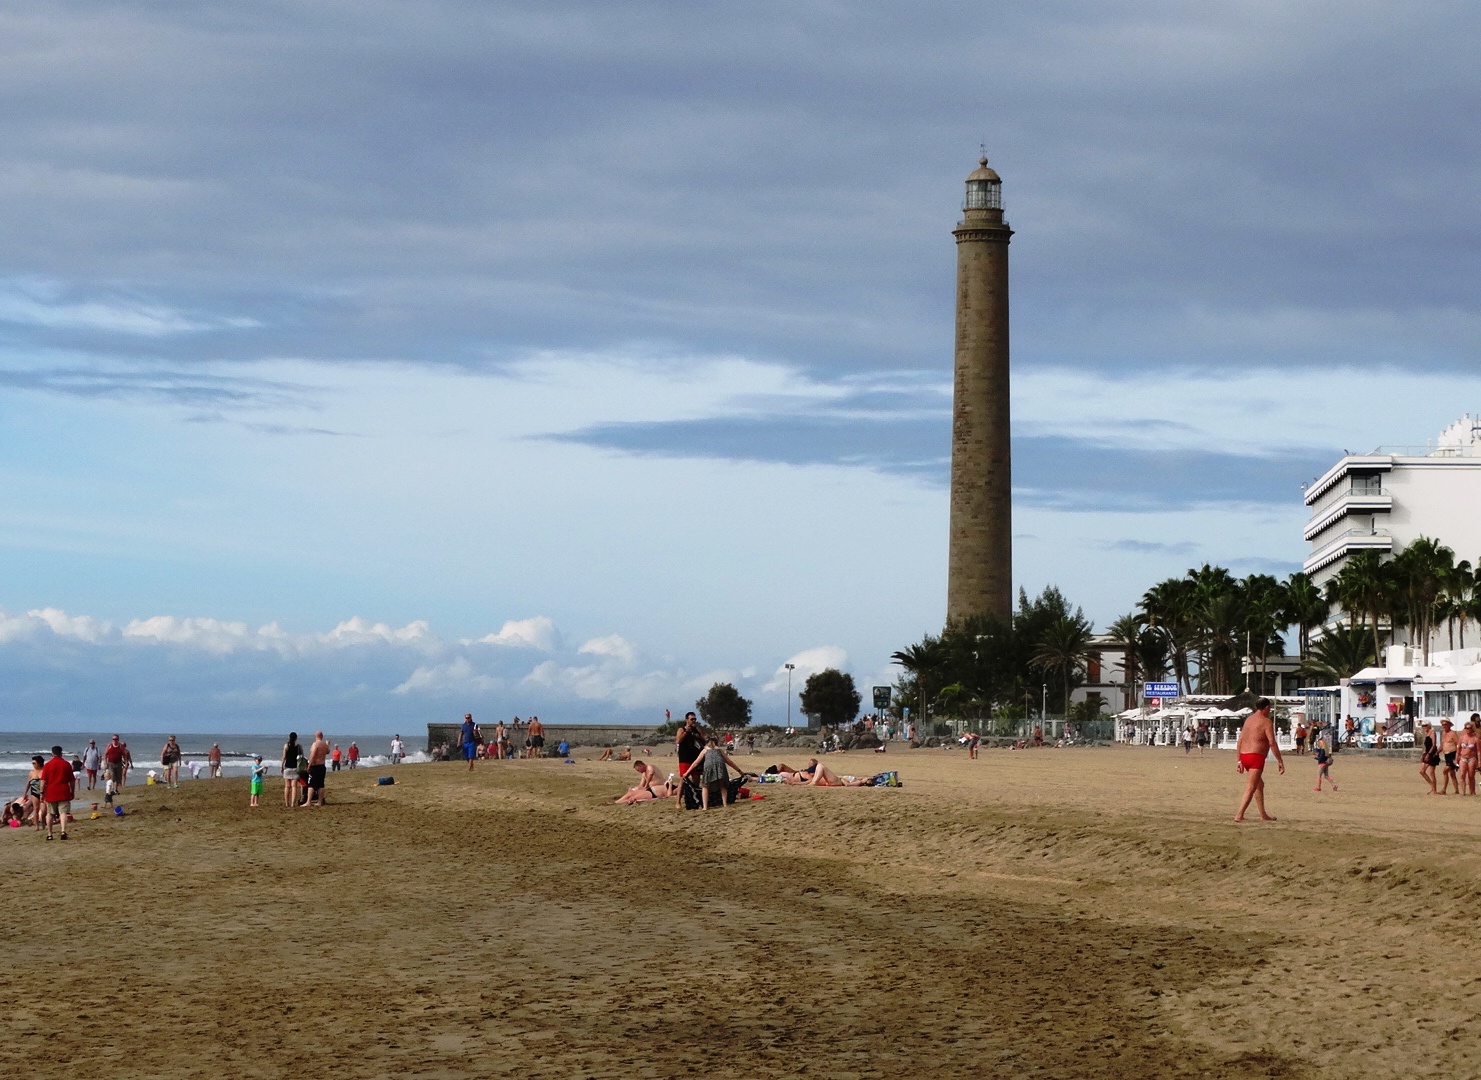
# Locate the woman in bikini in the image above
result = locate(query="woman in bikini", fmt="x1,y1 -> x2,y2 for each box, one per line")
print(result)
614,760 -> 672,804
160,735 -> 183,789
1459,718 -> 1480,796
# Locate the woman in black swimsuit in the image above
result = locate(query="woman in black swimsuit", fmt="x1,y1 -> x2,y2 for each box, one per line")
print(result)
1420,722 -> 1440,794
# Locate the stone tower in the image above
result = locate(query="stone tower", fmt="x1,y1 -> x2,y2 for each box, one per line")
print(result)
946,156 -> 1013,624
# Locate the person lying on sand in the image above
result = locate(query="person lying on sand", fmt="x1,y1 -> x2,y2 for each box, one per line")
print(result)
598,747 -> 614,761
614,761 -> 672,804
806,762 -> 871,787
770,761 -> 816,783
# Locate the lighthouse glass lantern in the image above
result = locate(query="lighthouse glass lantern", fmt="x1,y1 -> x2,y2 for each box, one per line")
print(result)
964,160 -> 1002,210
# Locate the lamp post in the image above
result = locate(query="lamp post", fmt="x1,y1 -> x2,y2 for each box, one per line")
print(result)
784,663 -> 796,731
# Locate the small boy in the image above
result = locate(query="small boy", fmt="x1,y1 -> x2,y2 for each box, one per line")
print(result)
1313,740 -> 1337,792
249,755 -> 266,807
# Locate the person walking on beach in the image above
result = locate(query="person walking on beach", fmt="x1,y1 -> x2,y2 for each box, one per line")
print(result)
249,755 -> 266,807
460,714 -> 478,770
331,744 -> 342,772
161,735 -> 182,789
40,746 -> 76,841
103,735 -> 125,790
1420,721 -> 1441,793
121,741 -> 134,787
1439,719 -> 1460,795
347,742 -> 359,769
390,735 -> 405,764
1459,716 -> 1480,796
527,716 -> 545,758
1313,739 -> 1336,792
282,732 -> 303,808
82,739 -> 100,790
208,743 -> 223,779
1234,698 -> 1285,823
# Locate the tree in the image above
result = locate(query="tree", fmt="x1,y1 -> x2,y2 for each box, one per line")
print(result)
695,682 -> 752,728
800,668 -> 861,729
1282,572 -> 1329,661
890,637 -> 950,727
1030,616 -> 1093,715
1300,624 -> 1377,682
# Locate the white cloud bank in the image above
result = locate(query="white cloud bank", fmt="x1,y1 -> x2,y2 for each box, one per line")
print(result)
0,604 -> 859,732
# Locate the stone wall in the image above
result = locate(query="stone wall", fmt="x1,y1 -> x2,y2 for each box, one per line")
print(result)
426,723 -> 662,753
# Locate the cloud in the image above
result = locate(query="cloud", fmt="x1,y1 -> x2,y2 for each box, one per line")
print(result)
0,280 -> 259,336
763,646 -> 849,693
577,634 -> 638,666
1098,539 -> 1199,556
473,616 -> 557,651
392,656 -> 502,697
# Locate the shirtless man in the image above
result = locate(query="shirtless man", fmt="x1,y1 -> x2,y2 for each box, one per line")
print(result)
304,731 -> 331,808
1439,718 -> 1461,794
1234,698 -> 1285,822
527,716 -> 545,759
614,760 -> 672,804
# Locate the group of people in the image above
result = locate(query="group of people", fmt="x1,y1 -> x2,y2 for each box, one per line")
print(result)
271,731 -> 333,809
443,715 -> 547,765
1419,715 -> 1481,795
612,713 -> 906,809
5,746 -> 82,837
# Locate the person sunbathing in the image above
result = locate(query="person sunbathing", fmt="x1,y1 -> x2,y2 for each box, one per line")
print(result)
807,762 -> 871,787
598,747 -> 614,761
772,760 -> 817,784
616,747 -> 632,761
614,761 -> 672,804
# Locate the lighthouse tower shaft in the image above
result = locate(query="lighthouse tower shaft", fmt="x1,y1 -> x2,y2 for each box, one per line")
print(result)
947,159 -> 1013,625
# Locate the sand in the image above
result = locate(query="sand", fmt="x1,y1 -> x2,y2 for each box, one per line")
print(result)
3,744 -> 1479,1079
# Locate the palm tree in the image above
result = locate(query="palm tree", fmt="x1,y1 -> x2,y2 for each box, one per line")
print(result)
891,637 -> 949,731
1030,617 -> 1093,716
1282,572 -> 1329,661
1105,612 -> 1145,709
1141,577 -> 1196,695
1300,624 -> 1377,682
1240,574 -> 1286,695
1326,550 -> 1392,663
1393,537 -> 1454,664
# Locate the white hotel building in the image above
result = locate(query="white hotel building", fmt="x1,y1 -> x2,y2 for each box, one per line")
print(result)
1301,417 -> 1481,733
1303,415 -> 1481,588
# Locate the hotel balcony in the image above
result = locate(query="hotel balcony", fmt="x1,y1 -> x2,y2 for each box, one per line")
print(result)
1302,492 -> 1394,541
1303,526 -> 1394,576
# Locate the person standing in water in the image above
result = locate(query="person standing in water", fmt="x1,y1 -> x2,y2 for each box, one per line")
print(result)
1234,698 -> 1285,822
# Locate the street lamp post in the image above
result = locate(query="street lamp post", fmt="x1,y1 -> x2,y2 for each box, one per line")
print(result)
784,663 -> 796,731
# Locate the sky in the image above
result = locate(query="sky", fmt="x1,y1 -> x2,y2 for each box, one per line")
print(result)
2,2 -> 1480,733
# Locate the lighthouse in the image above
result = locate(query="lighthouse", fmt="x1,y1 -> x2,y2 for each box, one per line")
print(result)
946,156 -> 1013,625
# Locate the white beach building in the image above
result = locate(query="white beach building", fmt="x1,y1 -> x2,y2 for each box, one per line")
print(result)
1303,415 -> 1481,589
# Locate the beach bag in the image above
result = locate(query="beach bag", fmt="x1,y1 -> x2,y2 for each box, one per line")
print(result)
376,776 -> 396,786
870,771 -> 902,788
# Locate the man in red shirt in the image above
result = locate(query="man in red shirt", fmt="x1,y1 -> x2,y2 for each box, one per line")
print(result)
40,745 -> 76,841
103,734 -> 126,788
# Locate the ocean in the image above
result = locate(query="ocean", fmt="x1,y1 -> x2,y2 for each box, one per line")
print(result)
0,730 -> 430,801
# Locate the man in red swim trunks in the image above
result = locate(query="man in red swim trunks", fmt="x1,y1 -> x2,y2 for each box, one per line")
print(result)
1235,698 -> 1285,822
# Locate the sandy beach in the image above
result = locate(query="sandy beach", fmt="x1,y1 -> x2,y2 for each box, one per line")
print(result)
4,744 -> 1480,1079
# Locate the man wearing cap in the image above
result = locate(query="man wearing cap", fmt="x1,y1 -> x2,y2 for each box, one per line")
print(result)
461,713 -> 478,771
1234,698 -> 1285,823
1440,718 -> 1461,794
40,746 -> 76,841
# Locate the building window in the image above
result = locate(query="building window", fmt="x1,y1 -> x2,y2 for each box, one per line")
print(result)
1350,475 -> 1382,496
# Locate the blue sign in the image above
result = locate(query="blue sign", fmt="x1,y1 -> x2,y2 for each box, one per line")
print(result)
1144,682 -> 1180,698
